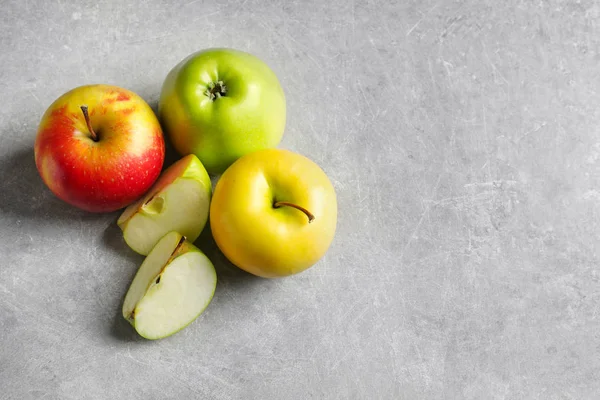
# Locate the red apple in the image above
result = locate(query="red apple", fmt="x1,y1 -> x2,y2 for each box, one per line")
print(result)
34,84 -> 165,213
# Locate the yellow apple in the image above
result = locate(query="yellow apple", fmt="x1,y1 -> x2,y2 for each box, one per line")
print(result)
210,149 -> 337,278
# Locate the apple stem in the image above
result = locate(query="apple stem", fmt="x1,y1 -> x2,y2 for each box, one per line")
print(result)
80,106 -> 98,142
204,81 -> 227,101
273,201 -> 315,223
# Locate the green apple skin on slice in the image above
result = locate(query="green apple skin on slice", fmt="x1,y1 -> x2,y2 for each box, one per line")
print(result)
117,154 -> 212,256
122,231 -> 217,340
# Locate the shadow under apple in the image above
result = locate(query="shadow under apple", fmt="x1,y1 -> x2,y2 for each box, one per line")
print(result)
110,306 -> 148,343
103,221 -> 153,343
0,147 -> 145,342
102,220 -> 144,268
0,123 -> 181,222
0,147 -> 110,221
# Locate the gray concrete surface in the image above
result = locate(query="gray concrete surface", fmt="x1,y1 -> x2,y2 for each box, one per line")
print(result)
1,0 -> 599,399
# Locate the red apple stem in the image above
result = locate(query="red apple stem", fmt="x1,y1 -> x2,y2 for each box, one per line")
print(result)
273,201 -> 315,223
80,106 -> 98,141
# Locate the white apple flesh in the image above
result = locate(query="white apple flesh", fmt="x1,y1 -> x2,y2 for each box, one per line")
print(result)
122,231 -> 217,340
117,154 -> 211,255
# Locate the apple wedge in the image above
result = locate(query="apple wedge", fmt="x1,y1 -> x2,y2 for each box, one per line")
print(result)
122,231 -> 217,340
117,154 -> 211,255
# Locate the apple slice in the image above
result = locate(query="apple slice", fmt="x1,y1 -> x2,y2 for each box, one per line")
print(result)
117,154 -> 211,255
122,231 -> 217,340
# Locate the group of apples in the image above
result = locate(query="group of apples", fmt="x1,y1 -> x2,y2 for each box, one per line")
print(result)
33,48 -> 337,339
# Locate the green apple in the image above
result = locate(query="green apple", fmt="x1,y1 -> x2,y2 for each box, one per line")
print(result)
117,154 -> 211,256
158,48 -> 286,174
122,231 -> 217,340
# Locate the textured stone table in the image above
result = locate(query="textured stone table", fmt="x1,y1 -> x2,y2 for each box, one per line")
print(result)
1,1 -> 599,399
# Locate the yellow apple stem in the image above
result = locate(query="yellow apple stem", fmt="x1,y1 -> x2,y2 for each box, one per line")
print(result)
80,105 -> 98,141
273,201 -> 315,223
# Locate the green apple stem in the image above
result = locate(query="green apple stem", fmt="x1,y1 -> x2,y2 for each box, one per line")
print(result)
204,81 -> 227,101
80,106 -> 98,142
273,201 -> 315,223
